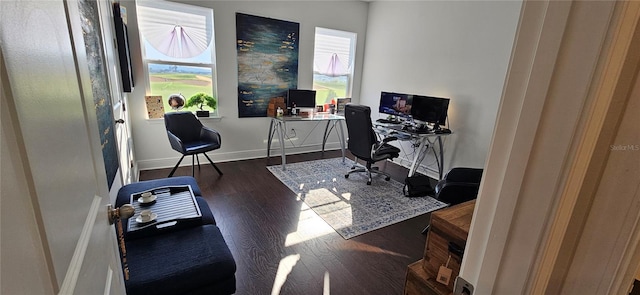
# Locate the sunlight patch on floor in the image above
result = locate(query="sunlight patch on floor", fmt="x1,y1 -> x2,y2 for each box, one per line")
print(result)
271,254 -> 301,295
323,271 -> 330,295
284,203 -> 334,247
302,188 -> 354,230
337,239 -> 409,258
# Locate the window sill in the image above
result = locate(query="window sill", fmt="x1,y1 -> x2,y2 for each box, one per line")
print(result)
146,115 -> 223,124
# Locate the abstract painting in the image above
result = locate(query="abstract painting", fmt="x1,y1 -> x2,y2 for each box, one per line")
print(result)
79,0 -> 119,189
236,13 -> 299,117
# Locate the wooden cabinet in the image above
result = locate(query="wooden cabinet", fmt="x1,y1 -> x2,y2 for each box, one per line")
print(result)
404,200 -> 475,295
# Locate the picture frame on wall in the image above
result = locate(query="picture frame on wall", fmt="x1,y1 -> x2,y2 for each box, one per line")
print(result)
336,98 -> 351,114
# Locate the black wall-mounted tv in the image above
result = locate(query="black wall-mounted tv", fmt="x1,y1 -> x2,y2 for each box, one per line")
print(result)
113,2 -> 134,92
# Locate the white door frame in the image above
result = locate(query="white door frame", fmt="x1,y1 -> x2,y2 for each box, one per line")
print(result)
460,1 -> 640,294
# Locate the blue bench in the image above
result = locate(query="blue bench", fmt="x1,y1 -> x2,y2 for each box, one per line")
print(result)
115,176 -> 236,295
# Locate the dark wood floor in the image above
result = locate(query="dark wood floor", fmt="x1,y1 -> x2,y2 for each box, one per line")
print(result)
140,151 -> 431,295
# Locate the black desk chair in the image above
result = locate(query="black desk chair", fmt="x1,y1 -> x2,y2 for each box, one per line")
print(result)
435,167 -> 483,205
344,104 -> 401,185
164,112 -> 223,177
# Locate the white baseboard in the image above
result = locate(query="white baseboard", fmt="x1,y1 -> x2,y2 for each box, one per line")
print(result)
137,142 -> 344,171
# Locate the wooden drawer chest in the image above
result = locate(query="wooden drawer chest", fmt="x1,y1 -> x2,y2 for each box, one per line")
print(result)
404,200 -> 475,295
405,260 -> 452,295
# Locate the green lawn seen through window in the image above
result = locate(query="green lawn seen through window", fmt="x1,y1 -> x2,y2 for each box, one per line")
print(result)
148,64 -> 217,116
313,74 -> 349,105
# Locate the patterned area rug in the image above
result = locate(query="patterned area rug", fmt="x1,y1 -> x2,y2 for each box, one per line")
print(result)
267,158 -> 448,239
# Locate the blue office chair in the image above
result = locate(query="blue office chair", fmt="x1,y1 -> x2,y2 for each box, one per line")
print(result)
164,112 -> 223,177
344,104 -> 401,185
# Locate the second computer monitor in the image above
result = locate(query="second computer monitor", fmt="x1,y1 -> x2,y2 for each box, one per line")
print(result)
288,89 -> 316,108
410,95 -> 450,127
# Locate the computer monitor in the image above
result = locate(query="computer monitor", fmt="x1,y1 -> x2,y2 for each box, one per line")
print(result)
410,95 -> 450,127
287,89 -> 316,108
378,91 -> 413,119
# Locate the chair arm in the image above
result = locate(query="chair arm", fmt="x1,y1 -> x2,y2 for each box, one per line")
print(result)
435,182 -> 480,205
381,136 -> 398,144
373,136 -> 398,153
200,127 -> 221,145
167,131 -> 185,153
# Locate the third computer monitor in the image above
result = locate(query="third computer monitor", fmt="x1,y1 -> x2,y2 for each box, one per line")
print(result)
287,89 -> 316,108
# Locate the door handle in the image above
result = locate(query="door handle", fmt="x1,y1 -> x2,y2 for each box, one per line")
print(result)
115,119 -> 125,124
107,204 -> 135,224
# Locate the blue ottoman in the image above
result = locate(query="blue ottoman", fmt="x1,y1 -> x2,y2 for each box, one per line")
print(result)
115,177 -> 236,295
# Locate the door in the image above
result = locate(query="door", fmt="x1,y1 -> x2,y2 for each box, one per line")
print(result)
1,1 -> 125,294
97,0 -> 135,187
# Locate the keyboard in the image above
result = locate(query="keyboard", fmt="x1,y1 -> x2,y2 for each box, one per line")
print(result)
404,126 -> 433,134
376,118 -> 402,124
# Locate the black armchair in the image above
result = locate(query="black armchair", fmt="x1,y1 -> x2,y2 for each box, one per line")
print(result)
344,104 -> 401,185
434,167 -> 483,205
420,167 -> 483,234
164,112 -> 223,177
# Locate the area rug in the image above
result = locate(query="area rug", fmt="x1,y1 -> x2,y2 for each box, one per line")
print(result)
267,158 -> 448,239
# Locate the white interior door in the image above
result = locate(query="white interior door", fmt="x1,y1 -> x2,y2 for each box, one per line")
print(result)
113,98 -> 134,185
97,0 -> 135,187
1,1 -> 125,294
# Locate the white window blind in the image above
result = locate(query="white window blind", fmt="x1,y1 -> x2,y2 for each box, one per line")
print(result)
313,28 -> 356,104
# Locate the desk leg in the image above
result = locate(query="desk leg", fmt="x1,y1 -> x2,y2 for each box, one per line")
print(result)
408,137 -> 429,177
437,136 -> 444,179
336,120 -> 346,164
277,121 -> 287,170
267,119 -> 274,162
321,121 -> 332,158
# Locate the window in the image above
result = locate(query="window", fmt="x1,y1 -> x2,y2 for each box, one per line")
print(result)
312,28 -> 356,105
136,1 -> 218,116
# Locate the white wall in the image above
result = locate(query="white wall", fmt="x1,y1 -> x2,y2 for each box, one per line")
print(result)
123,1 -> 370,170
361,1 -> 521,175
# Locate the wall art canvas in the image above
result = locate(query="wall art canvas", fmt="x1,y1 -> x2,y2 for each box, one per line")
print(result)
236,13 -> 299,117
79,0 -> 119,189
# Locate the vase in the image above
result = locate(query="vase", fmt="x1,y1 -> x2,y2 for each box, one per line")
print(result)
196,110 -> 210,117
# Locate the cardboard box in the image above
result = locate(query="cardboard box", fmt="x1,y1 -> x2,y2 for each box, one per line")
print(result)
267,97 -> 286,117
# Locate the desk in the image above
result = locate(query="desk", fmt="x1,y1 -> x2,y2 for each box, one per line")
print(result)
374,123 -> 452,179
267,114 -> 346,170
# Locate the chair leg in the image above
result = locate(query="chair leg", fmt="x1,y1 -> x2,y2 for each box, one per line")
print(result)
202,153 -> 223,176
366,163 -> 373,185
168,155 -> 186,177
344,161 -> 393,185
191,155 -> 195,176
345,167 -> 367,178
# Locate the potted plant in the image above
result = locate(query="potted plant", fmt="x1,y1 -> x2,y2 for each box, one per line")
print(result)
185,92 -> 217,117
